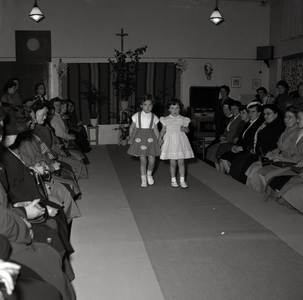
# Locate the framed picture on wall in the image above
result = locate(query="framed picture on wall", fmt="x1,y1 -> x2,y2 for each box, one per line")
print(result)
252,78 -> 261,90
231,76 -> 242,88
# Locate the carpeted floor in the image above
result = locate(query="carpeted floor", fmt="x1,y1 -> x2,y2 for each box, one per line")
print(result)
107,145 -> 303,300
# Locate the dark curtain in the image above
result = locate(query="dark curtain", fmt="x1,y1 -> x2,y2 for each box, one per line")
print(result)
66,62 -> 180,125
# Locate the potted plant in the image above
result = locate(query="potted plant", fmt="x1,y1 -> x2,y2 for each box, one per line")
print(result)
108,46 -> 147,110
112,107 -> 134,145
81,80 -> 108,126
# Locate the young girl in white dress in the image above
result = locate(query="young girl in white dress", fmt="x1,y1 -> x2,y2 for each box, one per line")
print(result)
127,94 -> 161,187
158,98 -> 194,188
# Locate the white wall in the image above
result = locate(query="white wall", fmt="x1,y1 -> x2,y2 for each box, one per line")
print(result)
0,0 -> 271,107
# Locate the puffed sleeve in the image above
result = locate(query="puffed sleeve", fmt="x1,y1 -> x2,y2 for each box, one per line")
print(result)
153,115 -> 160,124
183,117 -> 191,127
160,116 -> 166,126
131,112 -> 138,125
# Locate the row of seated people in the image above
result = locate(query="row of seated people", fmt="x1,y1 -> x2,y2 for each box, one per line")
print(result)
0,100 -> 90,299
1,78 -> 91,155
206,81 -> 303,214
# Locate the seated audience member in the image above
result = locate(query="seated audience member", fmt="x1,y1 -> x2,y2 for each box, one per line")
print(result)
0,234 -> 61,300
206,100 -> 242,170
289,82 -> 303,108
14,107 -> 82,223
267,159 -> 303,212
220,102 -> 264,174
61,99 -> 91,153
0,114 -> 75,300
256,87 -> 268,102
228,104 -> 285,183
32,102 -> 88,180
206,102 -> 233,154
66,99 -> 87,137
1,81 -> 17,107
0,187 -> 76,300
49,97 -> 76,142
215,105 -> 250,173
275,80 -> 292,116
0,109 -> 74,256
245,105 -> 301,192
213,85 -> 234,140
9,78 -> 22,106
34,83 -> 48,103
263,107 -> 303,199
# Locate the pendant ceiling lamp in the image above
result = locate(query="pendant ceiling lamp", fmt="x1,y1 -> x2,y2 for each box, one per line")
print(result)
29,1 -> 44,22
209,0 -> 224,25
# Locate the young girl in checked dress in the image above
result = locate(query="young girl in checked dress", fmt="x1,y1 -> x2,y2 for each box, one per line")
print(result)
158,98 -> 194,188
127,94 -> 161,187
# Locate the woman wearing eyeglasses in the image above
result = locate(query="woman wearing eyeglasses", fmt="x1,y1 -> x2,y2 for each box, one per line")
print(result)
219,101 -> 264,174
246,105 -> 301,192
228,104 -> 285,183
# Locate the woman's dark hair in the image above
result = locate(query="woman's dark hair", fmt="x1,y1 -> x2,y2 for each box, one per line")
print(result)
138,93 -> 155,105
3,80 -> 16,93
220,85 -> 230,95
222,102 -> 231,110
60,99 -> 67,106
256,87 -> 268,94
230,100 -> 242,109
35,83 -> 45,94
10,77 -> 19,83
166,98 -> 184,110
276,80 -> 289,91
285,105 -> 298,116
262,104 -> 279,115
65,98 -> 75,105
50,97 -> 62,107
31,102 -> 49,114
239,105 -> 248,113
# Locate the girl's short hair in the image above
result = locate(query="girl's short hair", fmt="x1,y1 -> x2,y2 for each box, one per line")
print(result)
166,98 -> 184,110
138,93 -> 155,105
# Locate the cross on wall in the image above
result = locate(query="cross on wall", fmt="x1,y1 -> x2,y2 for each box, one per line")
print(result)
116,28 -> 128,51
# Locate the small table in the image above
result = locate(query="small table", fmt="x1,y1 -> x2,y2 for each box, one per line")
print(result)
87,126 -> 99,145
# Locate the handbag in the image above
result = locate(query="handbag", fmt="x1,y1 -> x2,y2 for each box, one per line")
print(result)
271,161 -> 296,168
290,165 -> 303,173
260,156 -> 271,167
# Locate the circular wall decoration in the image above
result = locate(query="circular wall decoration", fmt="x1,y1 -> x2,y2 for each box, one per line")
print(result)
27,38 -> 40,51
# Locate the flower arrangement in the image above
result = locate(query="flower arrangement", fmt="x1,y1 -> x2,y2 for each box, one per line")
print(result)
175,58 -> 188,73
56,59 -> 68,79
112,108 -> 134,142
